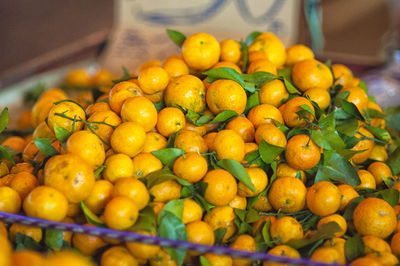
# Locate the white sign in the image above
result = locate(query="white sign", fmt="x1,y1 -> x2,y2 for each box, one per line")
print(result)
101,0 -> 300,74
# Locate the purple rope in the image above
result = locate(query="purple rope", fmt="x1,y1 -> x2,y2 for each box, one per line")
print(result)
0,212 -> 342,266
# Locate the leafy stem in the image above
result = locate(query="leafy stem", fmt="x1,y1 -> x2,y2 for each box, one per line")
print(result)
54,113 -> 110,145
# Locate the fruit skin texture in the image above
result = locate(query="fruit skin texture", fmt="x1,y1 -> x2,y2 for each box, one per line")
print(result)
9,224 -> 43,243
204,206 -> 237,243
214,129 -> 245,162
306,181 -> 341,217
206,79 -> 247,115
0,186 -> 21,213
173,152 -> 208,183
270,216 -> 304,244
100,246 -> 138,266
351,127 -> 375,164
44,154 -> 95,203
113,177 -> 149,210
138,66 -> 169,94
104,196 -> 139,230
268,176 -> 307,213
317,214 -> 347,237
282,97 -> 315,128
103,153 -> 134,183
220,39 -> 241,64
149,180 -> 181,203
164,74 -> 206,113
83,180 -> 114,215
174,130 -> 207,154
353,197 -> 396,238
66,130 -> 105,168
238,168 -> 268,197
248,32 -> 286,67
47,101 -> 86,133
156,107 -> 186,137
229,234 -> 256,265
259,79 -> 289,107
291,58 -> 333,92
203,169 -> 238,206
285,44 -> 314,66
23,186 -> 68,222
186,220 -> 215,246
337,184 -> 359,211
285,134 -> 321,170
120,96 -> 158,132
110,122 -> 146,157
182,32 -> 220,70
125,230 -> 160,260
263,245 -> 300,266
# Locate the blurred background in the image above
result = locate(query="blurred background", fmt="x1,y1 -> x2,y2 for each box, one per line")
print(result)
0,0 -> 398,105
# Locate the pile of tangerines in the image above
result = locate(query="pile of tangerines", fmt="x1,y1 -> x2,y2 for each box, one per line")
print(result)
0,30 -> 399,266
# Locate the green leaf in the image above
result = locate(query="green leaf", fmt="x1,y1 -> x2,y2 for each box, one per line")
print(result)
214,228 -> 227,245
197,113 -> 214,125
241,72 -> 278,87
282,78 -> 301,94
166,29 -> 186,47
203,67 -> 245,87
53,124 -> 71,143
80,201 -> 106,227
245,31 -> 262,45
345,234 -> 365,262
34,138 -> 58,157
363,124 -> 391,143
234,208 -> 247,222
16,233 -> 42,251
258,140 -> 284,164
0,145 -> 16,165
23,83 -> 46,104
336,118 -> 358,136
154,101 -> 165,112
146,167 -> 191,188
262,219 -> 273,247
246,208 -> 260,223
311,129 -> 345,151
186,110 -> 201,126
94,165 -> 106,180
273,119 -> 289,133
286,127 -> 310,139
152,148 -> 185,169
158,199 -> 184,223
158,212 -> 187,266
45,229 -> 63,250
240,41 -> 249,73
366,108 -> 385,119
387,147 -> 400,175
315,152 -> 360,187
277,67 -> 292,81
343,196 -> 363,221
299,104 -> 315,118
208,110 -> 238,124
266,160 -> 278,191
0,107 -> 9,134
130,206 -> 157,233
341,99 -> 365,121
200,256 -> 213,266
217,159 -> 255,192
186,110 -> 214,126
369,188 -> 399,207
287,222 -> 342,249
245,92 -> 260,113
383,177 -> 397,188
358,80 -> 368,93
